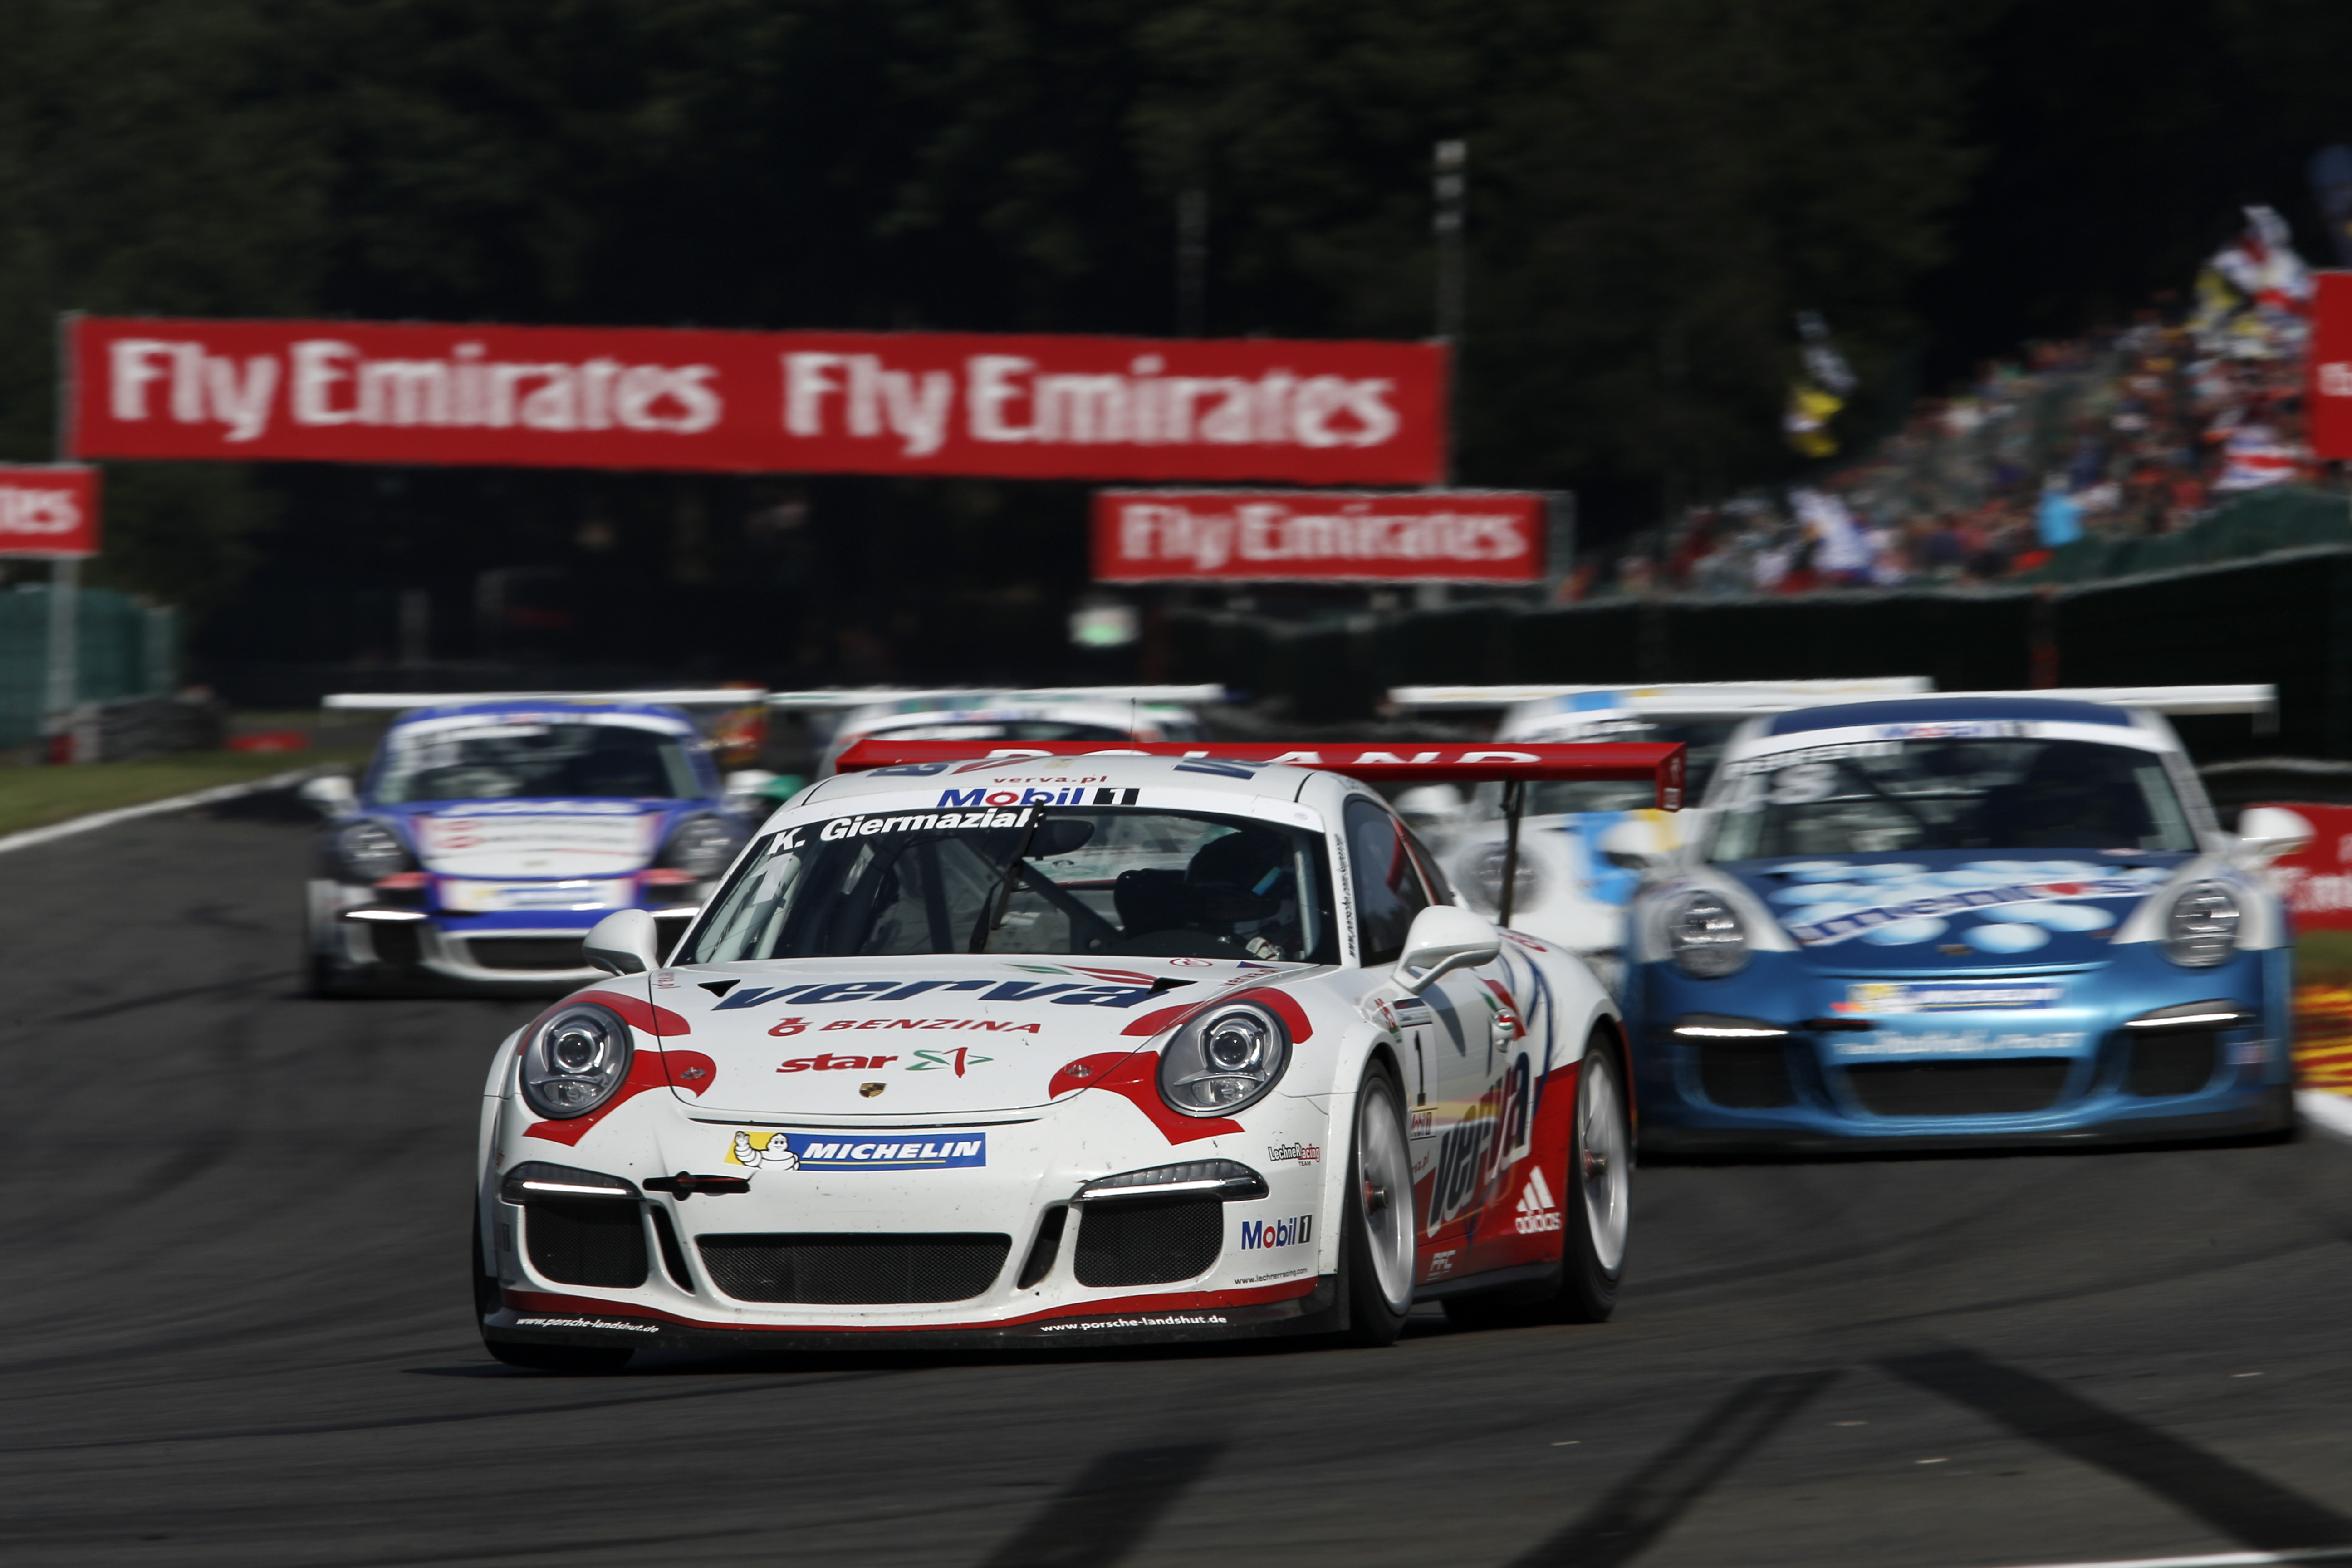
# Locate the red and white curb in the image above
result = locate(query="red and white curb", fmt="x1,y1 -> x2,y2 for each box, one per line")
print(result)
0,765 -> 336,858
2295,1088 -> 2352,1144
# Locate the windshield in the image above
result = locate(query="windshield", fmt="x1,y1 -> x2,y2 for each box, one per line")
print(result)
684,806 -> 1340,963
373,721 -> 701,804
1707,737 -> 2198,859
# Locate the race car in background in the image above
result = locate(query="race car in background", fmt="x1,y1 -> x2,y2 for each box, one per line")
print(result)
1626,685 -> 2303,1149
1386,681 -> 1930,982
302,692 -> 770,995
770,684 -> 1225,777
470,738 -> 1681,1369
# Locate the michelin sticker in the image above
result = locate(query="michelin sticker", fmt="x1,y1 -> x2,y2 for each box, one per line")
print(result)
727,1129 -> 986,1173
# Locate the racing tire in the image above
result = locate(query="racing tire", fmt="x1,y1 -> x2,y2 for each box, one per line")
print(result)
304,948 -> 367,999
1443,1038 -> 1630,1330
473,1213 -> 635,1374
1338,1060 -> 1415,1348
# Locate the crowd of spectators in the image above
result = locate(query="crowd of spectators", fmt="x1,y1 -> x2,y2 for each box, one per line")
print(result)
1580,207 -> 2330,598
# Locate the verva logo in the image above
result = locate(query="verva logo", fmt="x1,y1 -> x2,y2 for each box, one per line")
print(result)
67,317 -> 1447,484
0,466 -> 99,558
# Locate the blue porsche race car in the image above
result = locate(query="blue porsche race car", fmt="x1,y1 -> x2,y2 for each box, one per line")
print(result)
1625,689 -> 2307,1150
302,693 -> 763,995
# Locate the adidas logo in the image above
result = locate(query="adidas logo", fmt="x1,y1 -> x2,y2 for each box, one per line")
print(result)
1514,1167 -> 1563,1234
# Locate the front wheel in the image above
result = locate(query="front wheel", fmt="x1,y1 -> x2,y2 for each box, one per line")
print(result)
1338,1061 -> 1415,1347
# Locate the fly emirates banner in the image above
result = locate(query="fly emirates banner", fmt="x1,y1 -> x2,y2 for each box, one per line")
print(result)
64,316 -> 1447,484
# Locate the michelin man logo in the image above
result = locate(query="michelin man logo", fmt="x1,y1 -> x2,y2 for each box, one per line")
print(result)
730,1131 -> 799,1173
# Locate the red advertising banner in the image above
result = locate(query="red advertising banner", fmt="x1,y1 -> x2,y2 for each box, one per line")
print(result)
2264,802 -> 2352,929
1093,488 -> 1544,582
0,464 -> 99,559
2308,273 -> 2352,457
63,316 -> 1446,484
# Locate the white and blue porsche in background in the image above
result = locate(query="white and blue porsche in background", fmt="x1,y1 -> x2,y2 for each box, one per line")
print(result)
1624,688 -> 2305,1150
1388,681 -> 1931,980
302,693 -> 765,995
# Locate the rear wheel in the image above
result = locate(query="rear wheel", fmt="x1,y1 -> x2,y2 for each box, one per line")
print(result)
1339,1061 -> 1415,1347
1442,1038 -> 1629,1330
1557,1044 -> 1630,1322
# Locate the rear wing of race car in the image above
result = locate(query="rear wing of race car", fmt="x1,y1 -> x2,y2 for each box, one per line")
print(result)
1386,677 -> 1933,717
765,685 -> 1228,711
834,739 -> 1687,926
1926,686 -> 2276,724
323,689 -> 768,710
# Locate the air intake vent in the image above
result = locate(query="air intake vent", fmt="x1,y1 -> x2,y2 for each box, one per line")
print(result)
468,936 -> 588,972
2126,1030 -> 2219,1097
696,1234 -> 1011,1304
1845,1058 -> 2071,1117
1696,1041 -> 1795,1108
1073,1197 -> 1221,1287
524,1199 -> 648,1288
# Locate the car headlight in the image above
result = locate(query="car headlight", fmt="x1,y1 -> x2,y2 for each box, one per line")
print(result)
519,1003 -> 636,1119
334,818 -> 412,881
1157,1002 -> 1291,1116
660,814 -> 743,878
1465,842 -> 1542,914
1664,890 -> 1749,978
2164,883 -> 2242,968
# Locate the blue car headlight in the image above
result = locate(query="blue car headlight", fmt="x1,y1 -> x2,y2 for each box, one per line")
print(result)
2163,883 -> 2241,968
1664,891 -> 1749,978
334,818 -> 412,881
660,813 -> 743,878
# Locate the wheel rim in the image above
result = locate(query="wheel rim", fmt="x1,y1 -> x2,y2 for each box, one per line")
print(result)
1578,1055 -> 1630,1275
1357,1081 -> 1416,1312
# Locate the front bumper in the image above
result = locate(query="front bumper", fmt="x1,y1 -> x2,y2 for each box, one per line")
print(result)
310,880 -> 700,988
479,1072 -> 1348,1348
1630,945 -> 2296,1152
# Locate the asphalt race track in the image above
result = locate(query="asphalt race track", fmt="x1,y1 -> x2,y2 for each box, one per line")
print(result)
6,797 -> 2352,1568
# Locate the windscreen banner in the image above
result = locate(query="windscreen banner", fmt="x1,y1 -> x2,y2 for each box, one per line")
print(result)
0,464 -> 99,559
63,315 -> 1446,484
1092,488 -> 1545,582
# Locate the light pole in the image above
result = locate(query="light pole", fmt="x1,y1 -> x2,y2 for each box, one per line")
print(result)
1176,189 -> 1208,338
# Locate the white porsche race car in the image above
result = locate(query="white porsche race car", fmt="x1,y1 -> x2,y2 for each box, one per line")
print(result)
472,737 -> 1681,1369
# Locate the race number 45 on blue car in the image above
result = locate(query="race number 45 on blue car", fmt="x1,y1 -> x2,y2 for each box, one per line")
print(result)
301,691 -> 767,995
1626,688 -> 2307,1151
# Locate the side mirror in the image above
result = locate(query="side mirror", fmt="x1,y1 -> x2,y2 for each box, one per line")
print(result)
1394,904 -> 1502,994
299,774 -> 357,818
584,909 -> 661,976
2237,805 -> 2314,863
